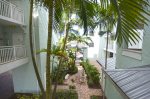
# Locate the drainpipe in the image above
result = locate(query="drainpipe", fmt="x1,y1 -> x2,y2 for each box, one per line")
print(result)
103,31 -> 109,99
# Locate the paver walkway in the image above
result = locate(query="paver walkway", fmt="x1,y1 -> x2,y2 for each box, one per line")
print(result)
65,60 -> 103,99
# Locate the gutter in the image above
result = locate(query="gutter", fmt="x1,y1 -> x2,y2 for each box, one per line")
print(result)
102,69 -> 129,99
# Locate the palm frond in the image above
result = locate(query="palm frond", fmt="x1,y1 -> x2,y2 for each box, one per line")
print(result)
110,0 -> 150,46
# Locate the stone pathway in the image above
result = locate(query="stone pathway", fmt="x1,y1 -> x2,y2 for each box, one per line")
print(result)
65,63 -> 103,99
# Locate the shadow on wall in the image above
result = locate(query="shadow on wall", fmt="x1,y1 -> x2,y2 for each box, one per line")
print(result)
0,71 -> 14,99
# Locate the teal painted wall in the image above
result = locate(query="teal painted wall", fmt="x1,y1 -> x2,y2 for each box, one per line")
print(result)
105,77 -> 128,99
116,47 -> 143,69
116,6 -> 150,69
12,63 -> 38,93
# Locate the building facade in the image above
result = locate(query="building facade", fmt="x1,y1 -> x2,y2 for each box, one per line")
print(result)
101,2 -> 150,99
0,0 -> 59,98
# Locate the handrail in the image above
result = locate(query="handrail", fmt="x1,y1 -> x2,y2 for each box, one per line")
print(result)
0,0 -> 24,24
0,45 -> 25,48
0,45 -> 27,64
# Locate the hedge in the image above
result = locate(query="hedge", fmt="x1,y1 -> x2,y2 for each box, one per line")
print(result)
80,60 -> 100,87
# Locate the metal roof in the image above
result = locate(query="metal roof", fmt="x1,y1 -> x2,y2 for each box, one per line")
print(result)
97,57 -> 116,69
106,68 -> 150,99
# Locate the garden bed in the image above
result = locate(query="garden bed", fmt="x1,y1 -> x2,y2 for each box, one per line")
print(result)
90,95 -> 103,99
80,60 -> 101,88
10,89 -> 78,99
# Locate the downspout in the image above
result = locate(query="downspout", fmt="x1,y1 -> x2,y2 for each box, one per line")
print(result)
103,31 -> 109,99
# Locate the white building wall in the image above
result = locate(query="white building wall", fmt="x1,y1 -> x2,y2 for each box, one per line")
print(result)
87,28 -> 100,59
12,0 -> 39,93
87,34 -> 101,59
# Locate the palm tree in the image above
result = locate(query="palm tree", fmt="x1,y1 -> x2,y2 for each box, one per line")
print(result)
33,0 -> 149,99
29,0 -> 45,98
35,0 -> 56,98
52,1 -> 99,98
67,33 -> 93,60
99,0 -> 150,46
98,1 -> 150,98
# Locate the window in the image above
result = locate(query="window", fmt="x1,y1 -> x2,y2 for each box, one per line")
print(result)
88,42 -> 94,47
122,29 -> 143,60
128,29 -> 143,50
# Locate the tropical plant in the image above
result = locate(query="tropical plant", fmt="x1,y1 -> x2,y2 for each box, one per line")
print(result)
34,0 -> 58,98
32,0 -> 150,99
67,33 -> 93,62
99,0 -> 150,46
97,1 -> 150,99
68,33 -> 93,48
52,1 -> 99,98
80,59 -> 100,87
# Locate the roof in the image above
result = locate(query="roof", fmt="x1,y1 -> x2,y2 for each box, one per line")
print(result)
97,57 -> 116,69
106,68 -> 150,99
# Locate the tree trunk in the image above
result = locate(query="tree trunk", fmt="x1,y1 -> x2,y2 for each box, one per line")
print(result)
29,0 -> 45,98
52,22 -> 70,99
46,1 -> 54,99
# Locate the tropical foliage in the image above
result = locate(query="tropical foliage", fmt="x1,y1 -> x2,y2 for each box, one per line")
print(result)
99,0 -> 150,46
29,0 -> 150,99
80,60 -> 100,87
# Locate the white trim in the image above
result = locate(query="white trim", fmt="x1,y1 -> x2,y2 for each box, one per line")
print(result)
122,49 -> 142,60
104,48 -> 116,53
0,57 -> 29,74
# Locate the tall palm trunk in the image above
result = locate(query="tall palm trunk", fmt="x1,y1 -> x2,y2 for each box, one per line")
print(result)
29,0 -> 45,98
52,22 -> 70,99
46,0 -> 54,99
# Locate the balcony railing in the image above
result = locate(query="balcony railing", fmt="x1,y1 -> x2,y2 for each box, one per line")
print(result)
0,45 -> 27,64
0,0 -> 24,24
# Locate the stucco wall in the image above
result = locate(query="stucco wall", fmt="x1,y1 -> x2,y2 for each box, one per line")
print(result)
105,77 -> 128,99
116,5 -> 150,69
87,27 -> 102,59
37,7 -> 48,88
98,36 -> 106,60
12,0 -> 39,92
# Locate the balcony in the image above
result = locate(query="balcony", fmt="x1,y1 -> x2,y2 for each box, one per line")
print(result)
0,45 -> 28,74
0,0 -> 24,25
0,45 -> 27,64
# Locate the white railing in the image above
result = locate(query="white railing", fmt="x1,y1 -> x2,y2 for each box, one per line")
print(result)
0,0 -> 24,24
0,45 -> 27,64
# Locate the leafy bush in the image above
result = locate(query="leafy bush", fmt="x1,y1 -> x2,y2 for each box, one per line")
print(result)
91,95 -> 103,99
80,60 -> 100,87
12,90 -> 78,99
56,90 -> 78,99
52,67 -> 67,84
11,93 -> 41,99
69,85 -> 76,89
87,78 -> 94,87
68,65 -> 78,75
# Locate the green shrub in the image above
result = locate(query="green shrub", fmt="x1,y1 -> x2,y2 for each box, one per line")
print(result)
56,90 -> 78,99
69,85 -> 76,89
11,93 -> 41,99
87,78 -> 94,87
68,65 -> 78,75
91,95 -> 102,99
13,90 -> 78,99
52,67 -> 67,84
80,60 -> 100,87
